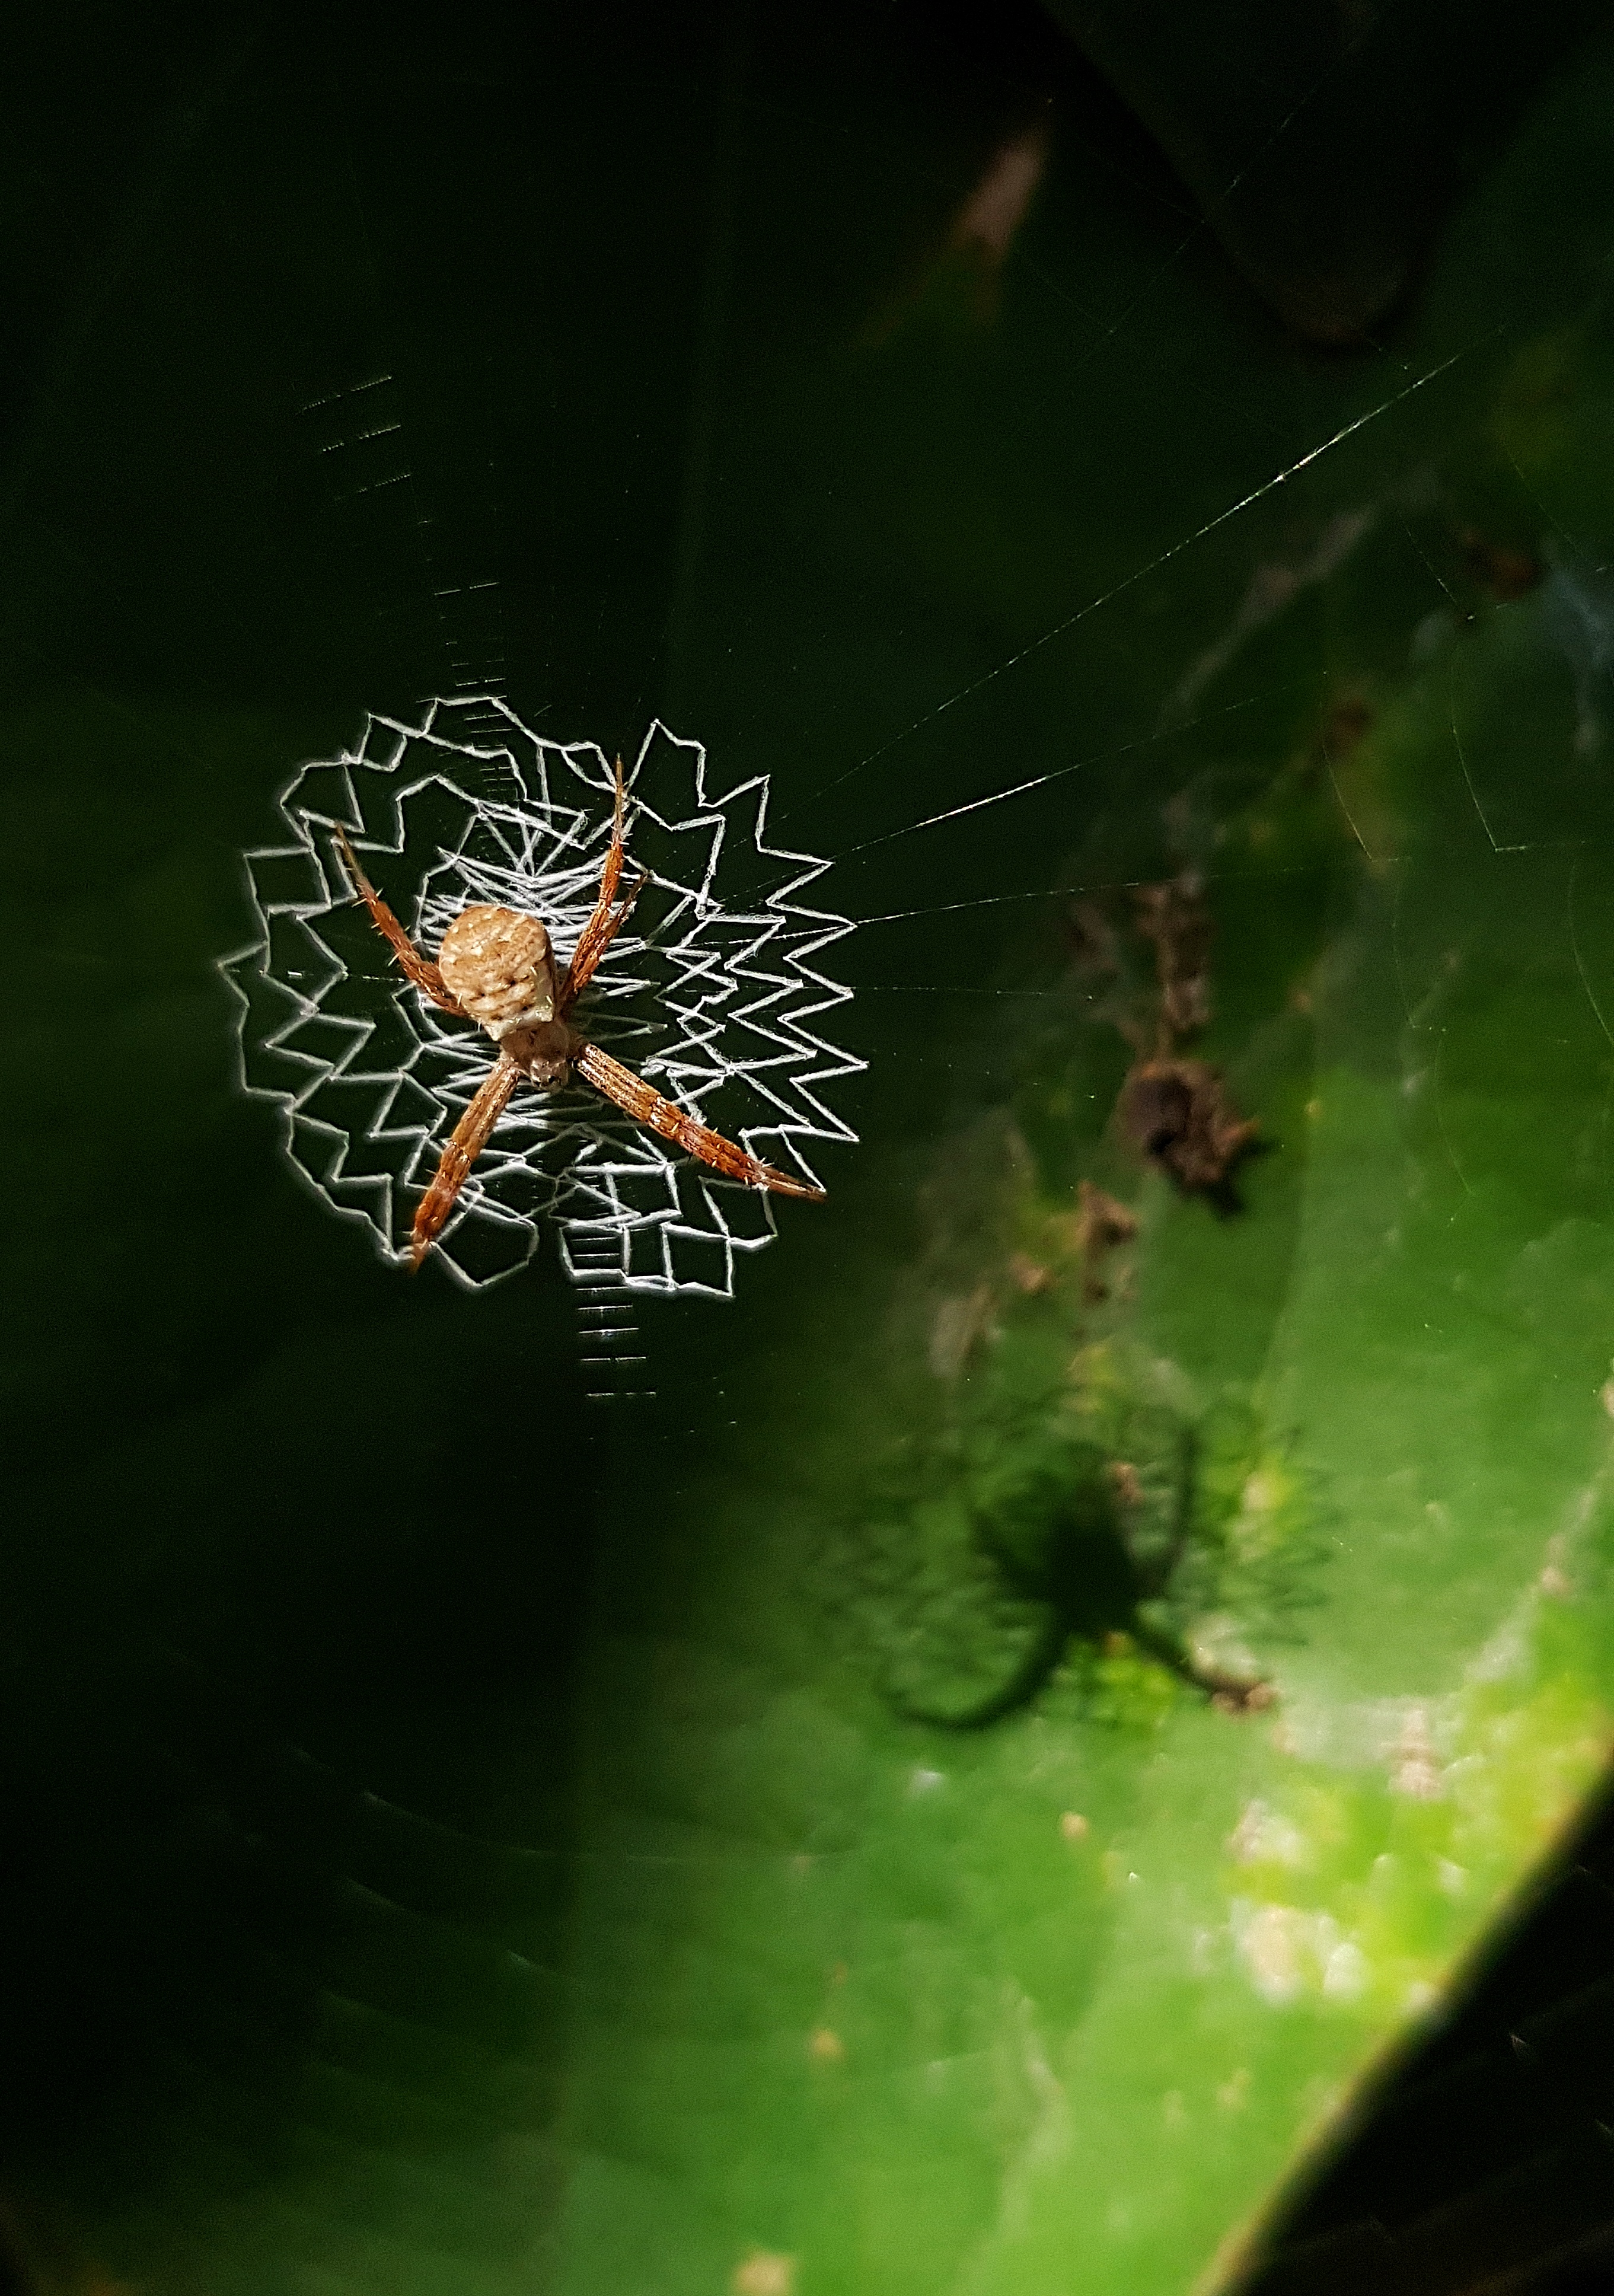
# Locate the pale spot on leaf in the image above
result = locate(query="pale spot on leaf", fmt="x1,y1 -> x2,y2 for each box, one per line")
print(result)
733,2253 -> 795,2296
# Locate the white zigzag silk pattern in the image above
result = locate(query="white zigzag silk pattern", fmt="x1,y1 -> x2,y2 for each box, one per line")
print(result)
222,699 -> 862,1293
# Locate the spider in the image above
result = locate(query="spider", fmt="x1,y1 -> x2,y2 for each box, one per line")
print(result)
330,759 -> 825,1268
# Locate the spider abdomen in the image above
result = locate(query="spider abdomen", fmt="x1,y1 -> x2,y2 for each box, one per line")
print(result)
439,904 -> 559,1035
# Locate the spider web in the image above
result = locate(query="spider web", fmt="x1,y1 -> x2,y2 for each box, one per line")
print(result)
221,697 -> 862,1294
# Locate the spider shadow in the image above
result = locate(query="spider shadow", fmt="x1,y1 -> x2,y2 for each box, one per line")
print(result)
889,1427 -> 1255,1731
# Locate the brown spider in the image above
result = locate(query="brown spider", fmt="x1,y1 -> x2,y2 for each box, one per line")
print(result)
331,760 -> 824,1269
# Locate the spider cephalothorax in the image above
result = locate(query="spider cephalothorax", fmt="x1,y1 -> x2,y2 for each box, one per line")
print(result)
332,758 -> 824,1269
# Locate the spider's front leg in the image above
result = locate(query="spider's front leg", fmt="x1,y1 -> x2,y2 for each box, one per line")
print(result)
330,824 -> 465,1015
557,757 -> 648,1015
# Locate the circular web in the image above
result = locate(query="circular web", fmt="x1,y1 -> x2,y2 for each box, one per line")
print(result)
222,698 -> 862,1293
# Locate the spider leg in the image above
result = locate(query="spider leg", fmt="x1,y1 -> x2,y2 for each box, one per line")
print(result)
330,824 -> 464,1014
889,1603 -> 1071,1731
560,866 -> 647,1014
557,757 -> 646,1013
572,1042 -> 826,1200
409,1051 -> 524,1268
1130,1615 -> 1274,1711
1133,1426 -> 1197,1600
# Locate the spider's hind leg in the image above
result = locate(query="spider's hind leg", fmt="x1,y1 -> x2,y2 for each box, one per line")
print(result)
572,1042 -> 826,1200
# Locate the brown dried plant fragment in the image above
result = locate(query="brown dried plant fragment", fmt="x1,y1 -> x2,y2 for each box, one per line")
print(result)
1119,1058 -> 1259,1200
1074,1179 -> 1138,1300
1113,868 -> 1259,1205
1133,871 -> 1214,1042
